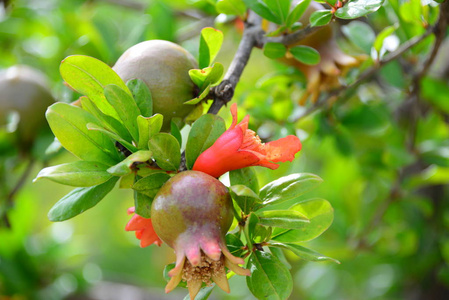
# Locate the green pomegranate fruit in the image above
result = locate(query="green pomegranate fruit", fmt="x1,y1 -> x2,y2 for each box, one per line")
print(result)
151,170 -> 249,299
113,40 -> 198,130
0,65 -> 55,148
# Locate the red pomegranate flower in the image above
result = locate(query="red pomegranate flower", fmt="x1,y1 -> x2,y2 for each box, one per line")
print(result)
193,103 -> 302,177
125,207 -> 162,247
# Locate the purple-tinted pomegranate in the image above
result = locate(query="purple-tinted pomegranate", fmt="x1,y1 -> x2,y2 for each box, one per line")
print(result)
151,170 -> 250,299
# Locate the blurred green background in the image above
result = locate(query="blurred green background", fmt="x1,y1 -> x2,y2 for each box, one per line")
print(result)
1,0 -> 449,299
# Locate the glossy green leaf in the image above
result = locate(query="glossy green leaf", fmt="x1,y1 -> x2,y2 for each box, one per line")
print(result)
341,20 -> 375,53
170,121 -> 182,147
148,133 -> 181,171
133,191 -> 152,218
229,167 -> 259,194
48,177 -> 119,222
309,10 -> 332,27
335,0 -> 384,19
226,233 -> 245,257
230,185 -> 262,214
271,198 -> 334,242
216,0 -> 246,17
132,172 -> 171,198
264,0 -> 290,24
246,251 -> 293,300
199,27 -> 224,68
189,63 -> 224,90
244,213 -> 260,249
60,55 -> 130,119
260,173 -> 323,206
46,103 -> 119,165
185,114 -> 226,169
34,161 -> 112,187
126,78 -> 153,117
86,123 -> 137,153
256,210 -> 309,229
137,114 -> 163,149
243,0 -> 282,24
104,84 -> 140,142
269,242 -> 340,263
286,0 -> 311,28
263,42 -> 287,59
80,96 -> 133,143
290,45 -> 320,65
373,25 -> 396,53
107,150 -> 152,176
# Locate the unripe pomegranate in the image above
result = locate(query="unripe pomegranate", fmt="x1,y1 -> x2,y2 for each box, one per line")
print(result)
0,65 -> 55,148
281,1 -> 363,104
151,170 -> 250,299
113,40 -> 198,130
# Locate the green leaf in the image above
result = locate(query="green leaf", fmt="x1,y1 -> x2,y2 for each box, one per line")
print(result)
48,177 -> 119,222
373,25 -> 396,53
244,213 -> 260,249
229,167 -> 259,194
134,191 -> 152,218
286,0 -> 311,28
104,84 -> 140,142
341,20 -> 375,54
34,161 -> 112,187
184,84 -> 211,105
60,55 -> 130,119
189,63 -> 224,90
256,210 -> 309,229
132,172 -> 171,198
148,133 -> 181,171
260,173 -> 323,206
264,0 -> 291,24
243,0 -> 282,24
107,150 -> 152,176
137,114 -> 163,149
246,251 -> 293,300
230,185 -> 262,214
199,27 -> 224,68
226,233 -> 245,257
126,78 -> 153,117
216,0 -> 246,17
86,122 -> 138,153
80,96 -> 133,143
290,45 -> 320,65
269,242 -> 340,263
46,103 -> 119,165
170,121 -> 182,147
309,10 -> 332,27
185,114 -> 226,169
263,42 -> 287,59
271,198 -> 334,242
335,0 -> 384,19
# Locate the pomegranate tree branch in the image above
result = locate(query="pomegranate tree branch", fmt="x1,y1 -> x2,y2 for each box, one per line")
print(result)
208,12 -> 264,114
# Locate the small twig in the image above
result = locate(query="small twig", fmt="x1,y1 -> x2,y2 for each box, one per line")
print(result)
265,25 -> 321,46
208,12 -> 264,114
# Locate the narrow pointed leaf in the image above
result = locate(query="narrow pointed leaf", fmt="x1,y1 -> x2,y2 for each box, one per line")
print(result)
269,242 -> 340,263
48,177 -> 119,221
104,84 -> 140,142
126,78 -> 153,117
286,0 -> 311,28
34,161 -> 112,187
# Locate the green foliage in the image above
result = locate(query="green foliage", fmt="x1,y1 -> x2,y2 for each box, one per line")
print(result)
335,0 -> 385,19
289,45 -> 321,65
309,10 -> 332,27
